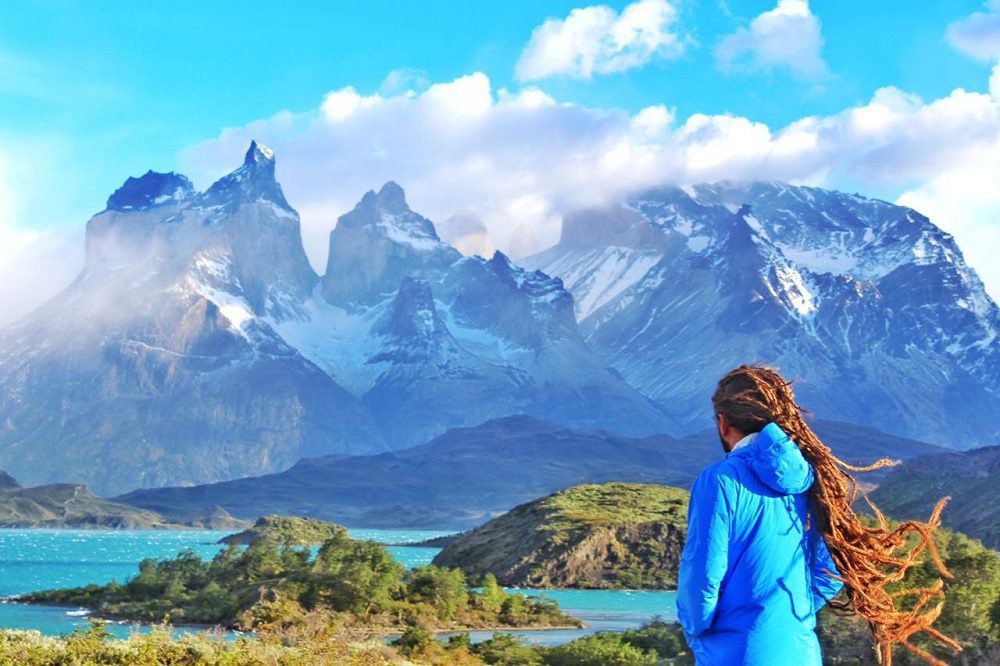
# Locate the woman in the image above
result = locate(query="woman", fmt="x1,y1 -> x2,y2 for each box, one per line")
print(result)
676,364 -> 958,665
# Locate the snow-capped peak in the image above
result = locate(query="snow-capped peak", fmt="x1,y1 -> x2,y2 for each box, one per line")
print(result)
245,140 -> 274,163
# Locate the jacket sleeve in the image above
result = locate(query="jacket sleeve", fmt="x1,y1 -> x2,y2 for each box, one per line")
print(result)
809,525 -> 844,610
676,470 -> 734,639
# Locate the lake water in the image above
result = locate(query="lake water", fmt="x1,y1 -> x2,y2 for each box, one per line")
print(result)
0,528 -> 677,646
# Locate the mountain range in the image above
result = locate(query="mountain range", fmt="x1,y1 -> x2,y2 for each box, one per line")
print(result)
0,143 -> 663,494
0,141 -> 995,495
117,415 -> 945,529
522,183 -> 1000,447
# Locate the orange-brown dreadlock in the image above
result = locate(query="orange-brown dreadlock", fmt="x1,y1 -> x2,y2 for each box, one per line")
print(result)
711,364 -> 961,666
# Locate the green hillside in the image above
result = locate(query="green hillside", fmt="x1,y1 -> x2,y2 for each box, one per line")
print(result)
433,483 -> 689,590
870,444 -> 1000,547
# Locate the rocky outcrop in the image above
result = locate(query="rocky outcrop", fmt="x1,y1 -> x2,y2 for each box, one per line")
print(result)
432,482 -> 689,589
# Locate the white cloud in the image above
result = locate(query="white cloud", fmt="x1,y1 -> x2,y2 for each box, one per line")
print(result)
0,150 -> 82,326
320,87 -> 383,121
898,159 -> 1000,307
715,0 -> 828,79
515,0 -> 685,81
947,0 -> 1000,62
181,70 -> 1000,300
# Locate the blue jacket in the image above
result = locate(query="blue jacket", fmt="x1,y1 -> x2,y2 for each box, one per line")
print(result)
676,422 -> 844,665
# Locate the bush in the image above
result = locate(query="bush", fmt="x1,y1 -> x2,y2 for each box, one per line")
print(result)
473,632 -> 543,665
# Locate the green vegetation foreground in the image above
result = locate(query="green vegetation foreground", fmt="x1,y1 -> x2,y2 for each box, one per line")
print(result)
0,618 -> 691,665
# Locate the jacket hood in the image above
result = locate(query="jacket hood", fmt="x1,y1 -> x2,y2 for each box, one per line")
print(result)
730,422 -> 814,495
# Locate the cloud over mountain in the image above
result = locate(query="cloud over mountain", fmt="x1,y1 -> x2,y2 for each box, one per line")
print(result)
181,70 -> 1000,300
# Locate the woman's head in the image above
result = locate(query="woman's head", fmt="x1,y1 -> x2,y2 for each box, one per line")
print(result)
711,365 -> 798,448
712,364 -> 959,666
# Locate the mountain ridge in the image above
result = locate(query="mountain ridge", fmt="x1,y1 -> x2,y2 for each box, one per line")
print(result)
116,415 -> 946,530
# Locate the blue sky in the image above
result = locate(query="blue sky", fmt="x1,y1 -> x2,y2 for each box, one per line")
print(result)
1,0 -> 999,317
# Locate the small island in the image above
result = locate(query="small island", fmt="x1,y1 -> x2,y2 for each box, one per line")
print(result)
433,482 -> 689,589
19,518 -> 580,634
217,515 -> 349,545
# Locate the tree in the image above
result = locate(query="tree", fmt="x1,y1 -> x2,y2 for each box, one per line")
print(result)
479,573 -> 506,614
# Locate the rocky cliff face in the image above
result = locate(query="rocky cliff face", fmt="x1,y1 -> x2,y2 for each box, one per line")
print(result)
0,143 -> 384,494
321,181 -> 461,308
522,182 -> 1000,448
432,483 -> 689,589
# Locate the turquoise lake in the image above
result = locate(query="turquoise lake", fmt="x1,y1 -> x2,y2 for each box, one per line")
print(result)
0,528 -> 677,646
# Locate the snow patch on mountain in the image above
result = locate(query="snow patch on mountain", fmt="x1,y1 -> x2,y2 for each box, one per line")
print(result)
520,246 -> 662,320
377,212 -> 447,251
268,289 -> 387,395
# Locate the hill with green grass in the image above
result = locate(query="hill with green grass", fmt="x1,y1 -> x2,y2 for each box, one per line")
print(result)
433,483 -> 689,589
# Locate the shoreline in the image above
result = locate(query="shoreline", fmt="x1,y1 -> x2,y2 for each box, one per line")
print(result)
6,599 -> 584,636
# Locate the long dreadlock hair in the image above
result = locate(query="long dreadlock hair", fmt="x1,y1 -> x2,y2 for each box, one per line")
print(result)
711,364 -> 960,666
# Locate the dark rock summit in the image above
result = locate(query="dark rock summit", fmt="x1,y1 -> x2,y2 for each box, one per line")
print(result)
106,171 -> 194,211
198,140 -> 293,212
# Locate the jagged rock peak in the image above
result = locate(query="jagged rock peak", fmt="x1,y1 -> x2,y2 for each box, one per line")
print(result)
359,180 -> 409,215
106,171 -> 194,212
483,250 -> 571,304
369,276 -> 457,364
197,140 -> 293,212
339,181 -> 449,250
379,277 -> 446,338
244,140 -> 275,165
488,249 -> 514,268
